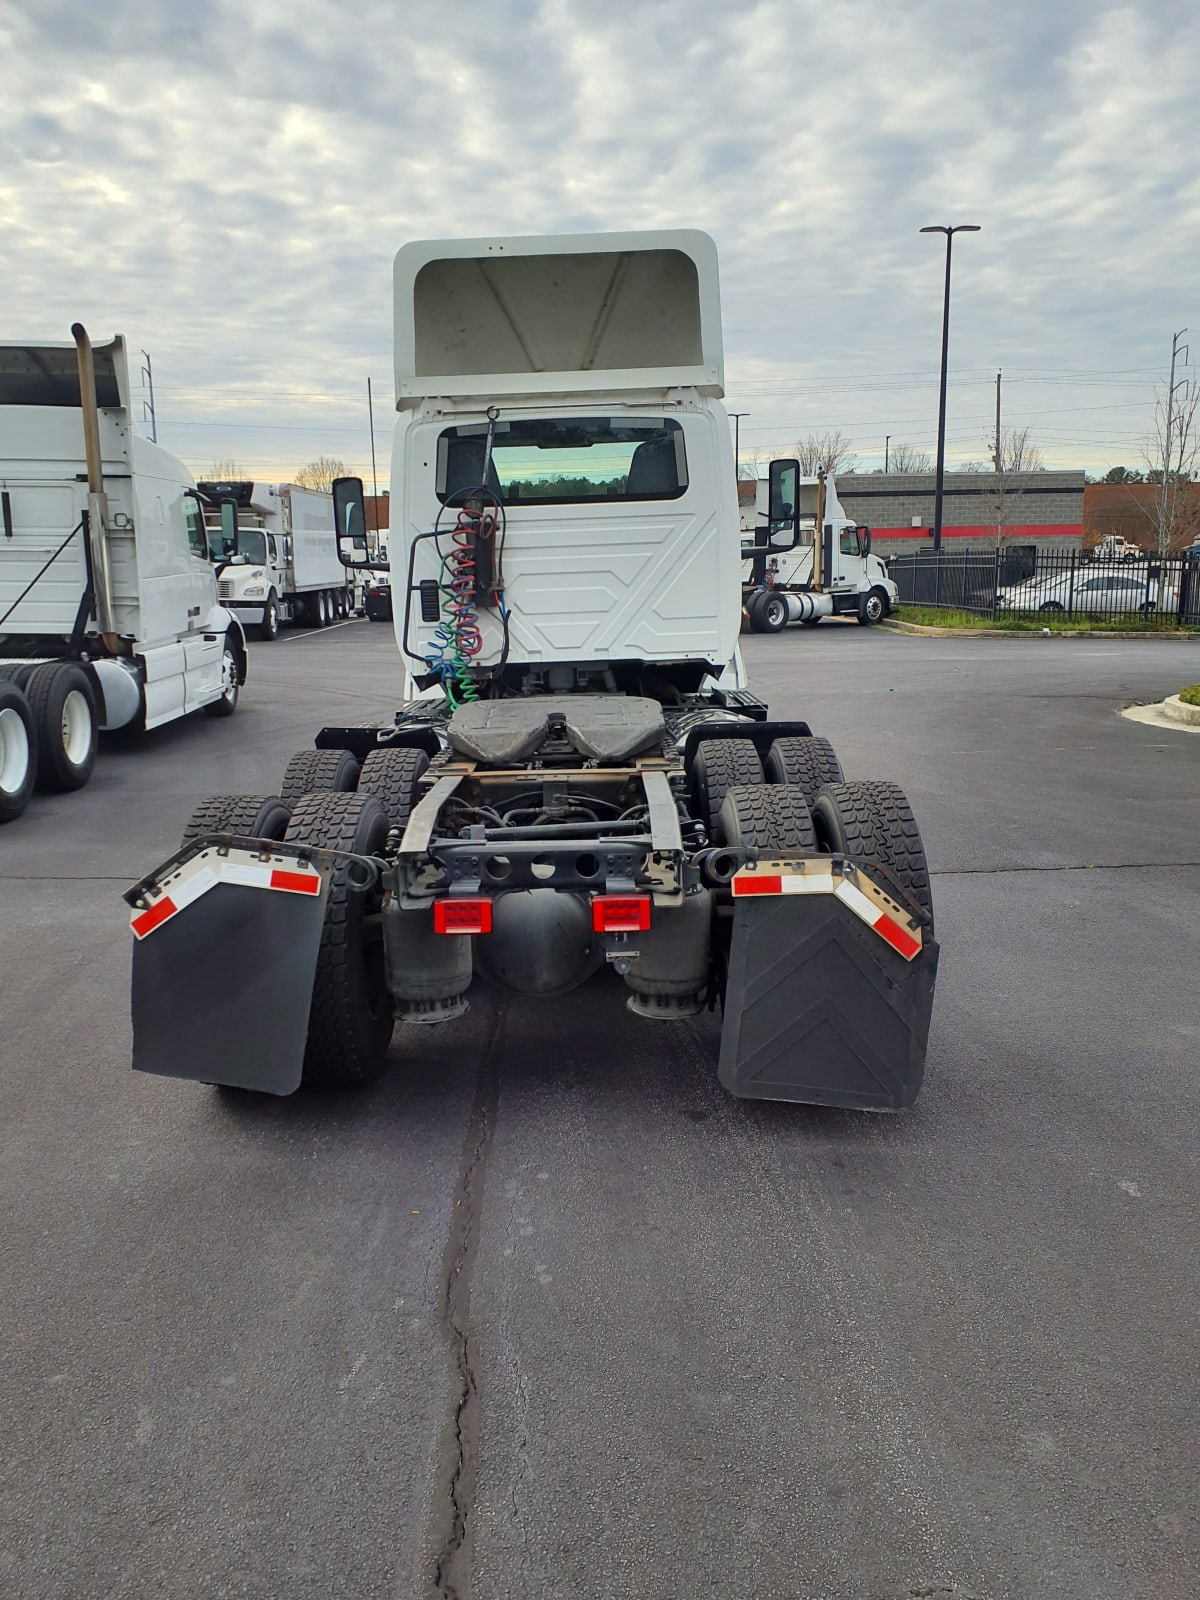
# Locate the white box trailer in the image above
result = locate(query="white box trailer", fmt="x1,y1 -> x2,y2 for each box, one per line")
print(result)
0,328 -> 247,823
127,232 -> 939,1117
199,481 -> 353,638
742,468 -> 898,632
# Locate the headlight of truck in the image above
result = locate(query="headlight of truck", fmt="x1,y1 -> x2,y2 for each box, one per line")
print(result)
243,584 -> 266,597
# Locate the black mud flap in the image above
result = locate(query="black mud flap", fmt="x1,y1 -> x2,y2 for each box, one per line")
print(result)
130,853 -> 330,1096
718,893 -> 939,1110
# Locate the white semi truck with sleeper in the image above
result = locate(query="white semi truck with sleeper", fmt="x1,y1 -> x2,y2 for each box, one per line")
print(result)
199,480 -> 353,637
742,468 -> 897,631
0,328 -> 247,824
126,232 -> 939,1111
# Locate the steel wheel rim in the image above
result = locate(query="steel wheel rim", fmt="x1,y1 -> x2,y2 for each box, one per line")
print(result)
60,688 -> 92,765
0,705 -> 30,795
766,597 -> 786,626
221,649 -> 237,701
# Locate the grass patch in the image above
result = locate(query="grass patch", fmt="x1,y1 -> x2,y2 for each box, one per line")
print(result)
894,605 -> 1196,634
1180,684 -> 1200,706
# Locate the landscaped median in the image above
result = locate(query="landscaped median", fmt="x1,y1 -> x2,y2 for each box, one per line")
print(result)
1120,684 -> 1200,734
1163,686 -> 1200,726
883,606 -> 1200,639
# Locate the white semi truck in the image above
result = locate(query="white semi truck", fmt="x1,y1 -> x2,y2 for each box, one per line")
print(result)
199,481 -> 352,638
0,328 -> 247,824
742,467 -> 898,631
126,232 -> 939,1112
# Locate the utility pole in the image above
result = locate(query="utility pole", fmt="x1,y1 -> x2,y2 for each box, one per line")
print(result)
367,377 -> 379,502
140,350 -> 157,442
884,435 -> 890,473
993,368 -> 1004,548
920,224 -> 981,552
729,413 -> 749,473
1160,330 -> 1188,555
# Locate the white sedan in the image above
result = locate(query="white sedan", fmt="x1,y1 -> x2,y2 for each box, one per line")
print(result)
998,566 -> 1178,616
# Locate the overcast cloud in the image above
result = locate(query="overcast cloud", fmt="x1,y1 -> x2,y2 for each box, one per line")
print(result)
2,0 -> 1197,480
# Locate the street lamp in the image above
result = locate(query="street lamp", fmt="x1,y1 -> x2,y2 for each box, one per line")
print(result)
729,412 -> 749,471
920,224 -> 980,551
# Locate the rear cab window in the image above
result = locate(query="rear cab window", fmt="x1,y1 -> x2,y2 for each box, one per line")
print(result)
435,417 -> 688,506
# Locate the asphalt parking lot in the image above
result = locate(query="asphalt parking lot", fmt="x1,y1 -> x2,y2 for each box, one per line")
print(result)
2,620 -> 1198,1600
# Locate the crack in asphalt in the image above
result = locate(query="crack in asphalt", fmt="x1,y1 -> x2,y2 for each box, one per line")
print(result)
932,860 -> 1200,876
431,1001 -> 503,1600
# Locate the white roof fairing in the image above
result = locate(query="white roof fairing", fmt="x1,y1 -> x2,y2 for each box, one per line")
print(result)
393,230 -> 724,406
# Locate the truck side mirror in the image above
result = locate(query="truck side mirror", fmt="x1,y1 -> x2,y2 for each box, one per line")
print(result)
857,525 -> 872,557
218,499 -> 239,558
331,477 -> 386,570
766,458 -> 800,548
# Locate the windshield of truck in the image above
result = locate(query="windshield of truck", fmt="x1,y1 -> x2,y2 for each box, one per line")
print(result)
237,530 -> 268,565
436,417 -> 687,505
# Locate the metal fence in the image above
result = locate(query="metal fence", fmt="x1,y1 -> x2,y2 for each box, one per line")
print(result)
888,546 -> 1200,627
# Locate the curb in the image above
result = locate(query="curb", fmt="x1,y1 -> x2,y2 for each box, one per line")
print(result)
1163,694 -> 1200,727
1121,696 -> 1200,735
882,620 -> 1199,640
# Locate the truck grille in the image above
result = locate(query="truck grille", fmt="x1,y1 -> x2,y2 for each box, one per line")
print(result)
218,580 -> 234,600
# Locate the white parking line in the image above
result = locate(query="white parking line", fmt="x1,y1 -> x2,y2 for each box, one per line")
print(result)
279,620 -> 360,643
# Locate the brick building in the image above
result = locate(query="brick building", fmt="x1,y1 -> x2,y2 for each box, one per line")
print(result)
833,471 -> 1085,554
1082,482 -> 1200,553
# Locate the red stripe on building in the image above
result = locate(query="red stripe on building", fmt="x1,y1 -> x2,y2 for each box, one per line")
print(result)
868,524 -> 1083,542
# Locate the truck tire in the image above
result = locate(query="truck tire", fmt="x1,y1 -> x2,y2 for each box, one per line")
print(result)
284,792 -> 393,1087
357,746 -> 429,829
858,588 -> 888,625
258,593 -> 280,641
180,793 -> 292,849
749,590 -> 789,633
279,747 -> 360,804
718,783 -> 816,850
691,737 -> 764,838
0,684 -> 37,823
23,662 -> 98,792
764,735 -> 844,803
811,780 -> 934,930
203,641 -> 241,718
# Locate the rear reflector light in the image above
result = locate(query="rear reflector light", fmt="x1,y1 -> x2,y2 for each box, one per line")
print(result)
131,896 -> 178,939
591,895 -> 652,933
433,898 -> 493,935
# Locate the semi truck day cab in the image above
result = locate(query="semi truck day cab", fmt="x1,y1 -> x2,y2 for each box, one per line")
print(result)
199,480 -> 354,638
742,466 -> 898,632
0,328 -> 247,824
127,231 -> 939,1112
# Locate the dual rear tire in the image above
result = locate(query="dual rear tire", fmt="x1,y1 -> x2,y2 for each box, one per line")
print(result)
694,732 -> 931,929
0,663 -> 99,822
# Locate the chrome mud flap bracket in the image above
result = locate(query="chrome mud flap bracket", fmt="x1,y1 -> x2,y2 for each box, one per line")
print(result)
717,859 -> 939,1110
128,843 -> 332,1095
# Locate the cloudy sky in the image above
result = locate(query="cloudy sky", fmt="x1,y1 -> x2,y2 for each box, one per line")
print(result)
3,0 -> 1197,483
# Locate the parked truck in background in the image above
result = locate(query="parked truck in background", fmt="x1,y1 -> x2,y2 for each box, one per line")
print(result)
742,466 -> 897,631
0,328 -> 247,824
127,231 -> 939,1113
199,480 -> 353,638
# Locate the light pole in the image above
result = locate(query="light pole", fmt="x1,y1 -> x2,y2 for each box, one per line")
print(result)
729,413 -> 749,478
920,224 -> 980,551
884,434 -> 890,474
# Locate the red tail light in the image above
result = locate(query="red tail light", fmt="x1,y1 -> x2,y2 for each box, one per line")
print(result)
591,895 -> 652,933
433,898 -> 493,935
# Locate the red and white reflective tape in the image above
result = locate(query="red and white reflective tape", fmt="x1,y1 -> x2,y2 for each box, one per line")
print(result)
131,854 -> 321,940
730,867 -> 922,961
